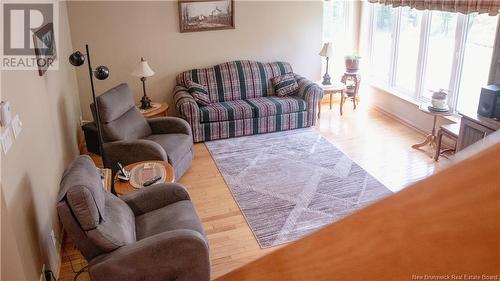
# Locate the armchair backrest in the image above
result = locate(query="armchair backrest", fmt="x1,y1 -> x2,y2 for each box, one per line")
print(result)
93,83 -> 152,142
57,155 -> 136,260
176,60 -> 293,102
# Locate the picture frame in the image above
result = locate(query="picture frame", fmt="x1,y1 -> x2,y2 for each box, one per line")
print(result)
33,23 -> 57,76
178,0 -> 234,33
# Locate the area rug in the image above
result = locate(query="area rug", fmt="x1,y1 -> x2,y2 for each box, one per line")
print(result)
205,128 -> 392,248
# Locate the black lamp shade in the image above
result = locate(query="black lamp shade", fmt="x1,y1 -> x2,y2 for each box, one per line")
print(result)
69,51 -> 85,66
94,66 -> 109,80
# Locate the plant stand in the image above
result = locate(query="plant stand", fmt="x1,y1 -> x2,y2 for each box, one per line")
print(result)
341,72 -> 361,111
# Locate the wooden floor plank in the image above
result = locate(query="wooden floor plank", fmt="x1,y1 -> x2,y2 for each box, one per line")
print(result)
58,98 -> 442,281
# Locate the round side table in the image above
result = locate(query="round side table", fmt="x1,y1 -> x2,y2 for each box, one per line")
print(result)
114,160 -> 175,196
412,104 -> 454,157
316,81 -> 346,118
137,102 -> 169,118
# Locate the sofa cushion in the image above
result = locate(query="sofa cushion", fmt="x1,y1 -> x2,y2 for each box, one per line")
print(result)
145,133 -> 193,166
186,80 -> 211,106
135,200 -> 205,241
199,99 -> 255,123
177,60 -> 294,102
271,73 -> 299,96
245,96 -> 307,118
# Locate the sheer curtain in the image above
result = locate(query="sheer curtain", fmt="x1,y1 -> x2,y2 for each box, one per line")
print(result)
367,0 -> 499,15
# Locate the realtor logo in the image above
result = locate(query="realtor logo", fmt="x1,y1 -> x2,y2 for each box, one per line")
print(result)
2,2 -> 58,73
4,3 -> 53,55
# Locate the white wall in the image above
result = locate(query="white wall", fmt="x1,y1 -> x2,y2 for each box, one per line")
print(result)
1,2 -> 81,280
67,1 -> 324,120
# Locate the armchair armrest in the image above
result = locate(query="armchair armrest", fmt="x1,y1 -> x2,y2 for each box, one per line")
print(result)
147,117 -> 192,137
121,183 -> 191,216
293,74 -> 324,126
103,139 -> 167,170
174,86 -> 200,125
89,229 -> 210,281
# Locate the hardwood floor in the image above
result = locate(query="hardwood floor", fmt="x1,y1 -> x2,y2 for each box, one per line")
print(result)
59,96 -> 443,281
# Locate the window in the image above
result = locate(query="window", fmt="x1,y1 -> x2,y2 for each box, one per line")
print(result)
322,0 -> 354,80
457,13 -> 498,113
423,12 -> 459,99
364,3 -> 499,112
395,7 -> 422,93
370,4 -> 394,82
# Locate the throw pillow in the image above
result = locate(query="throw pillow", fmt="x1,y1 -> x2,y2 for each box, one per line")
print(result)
186,81 -> 211,106
271,73 -> 299,97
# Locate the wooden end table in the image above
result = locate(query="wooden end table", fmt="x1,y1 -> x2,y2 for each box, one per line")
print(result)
100,168 -> 112,192
114,160 -> 175,196
137,102 -> 169,118
412,104 -> 454,157
316,81 -> 347,118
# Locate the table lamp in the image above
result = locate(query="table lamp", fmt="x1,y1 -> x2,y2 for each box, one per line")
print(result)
132,57 -> 155,109
319,42 -> 334,85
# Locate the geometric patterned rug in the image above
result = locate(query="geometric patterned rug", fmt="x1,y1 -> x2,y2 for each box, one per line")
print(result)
205,128 -> 393,248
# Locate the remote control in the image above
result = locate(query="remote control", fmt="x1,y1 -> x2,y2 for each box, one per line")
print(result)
116,162 -> 130,180
143,175 -> 161,187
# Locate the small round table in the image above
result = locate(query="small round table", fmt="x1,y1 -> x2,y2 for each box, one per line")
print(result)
412,104 -> 454,157
316,81 -> 346,118
114,160 -> 175,196
137,102 -> 169,118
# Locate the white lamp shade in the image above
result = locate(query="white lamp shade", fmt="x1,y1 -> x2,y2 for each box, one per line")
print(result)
132,58 -> 155,78
319,42 -> 334,58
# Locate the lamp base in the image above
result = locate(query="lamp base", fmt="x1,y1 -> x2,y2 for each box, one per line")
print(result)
322,73 -> 331,85
140,95 -> 152,110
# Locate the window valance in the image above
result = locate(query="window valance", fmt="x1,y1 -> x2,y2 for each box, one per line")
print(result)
367,0 -> 500,15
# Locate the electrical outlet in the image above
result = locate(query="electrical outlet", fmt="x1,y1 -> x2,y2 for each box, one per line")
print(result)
39,264 -> 45,281
1,127 -> 14,154
11,115 -> 22,138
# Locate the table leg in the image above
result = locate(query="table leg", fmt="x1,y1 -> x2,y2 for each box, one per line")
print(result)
340,90 -> 344,116
329,93 -> 333,110
412,134 -> 433,149
318,100 -> 321,119
353,76 -> 360,110
431,115 -> 437,137
412,115 -> 439,157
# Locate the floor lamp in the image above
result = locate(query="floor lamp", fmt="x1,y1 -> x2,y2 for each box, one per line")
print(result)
69,44 -> 110,166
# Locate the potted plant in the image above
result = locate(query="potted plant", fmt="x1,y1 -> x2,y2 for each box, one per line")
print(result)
345,54 -> 361,73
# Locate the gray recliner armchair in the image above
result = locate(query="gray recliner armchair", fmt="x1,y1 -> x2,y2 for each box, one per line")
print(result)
93,83 -> 193,179
57,155 -> 210,281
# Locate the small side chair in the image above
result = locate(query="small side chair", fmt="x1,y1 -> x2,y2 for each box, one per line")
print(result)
434,122 -> 460,161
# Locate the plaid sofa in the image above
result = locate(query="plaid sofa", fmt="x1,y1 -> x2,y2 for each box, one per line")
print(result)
174,60 -> 323,142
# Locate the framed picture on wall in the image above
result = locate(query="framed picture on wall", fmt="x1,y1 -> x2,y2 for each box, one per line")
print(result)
33,23 -> 57,76
178,0 -> 234,33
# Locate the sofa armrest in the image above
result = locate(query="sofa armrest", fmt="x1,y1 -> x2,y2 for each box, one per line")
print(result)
293,74 -> 324,102
147,117 -> 192,137
293,74 -> 324,126
89,229 -> 210,281
103,139 -> 167,170
121,183 -> 191,216
174,86 -> 200,125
